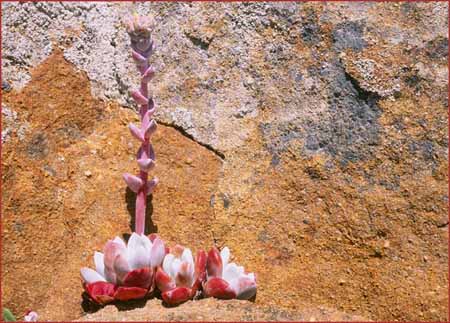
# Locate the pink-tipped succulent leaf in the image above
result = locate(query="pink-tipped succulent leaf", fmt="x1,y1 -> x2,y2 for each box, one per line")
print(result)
81,234 -> 166,304
128,123 -> 145,142
123,173 -> 144,193
155,246 -> 207,305
204,247 -> 257,300
137,158 -> 156,172
24,311 -> 38,322
131,90 -> 149,106
142,66 -> 156,83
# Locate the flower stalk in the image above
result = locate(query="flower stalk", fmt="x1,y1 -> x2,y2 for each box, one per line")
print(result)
123,14 -> 158,235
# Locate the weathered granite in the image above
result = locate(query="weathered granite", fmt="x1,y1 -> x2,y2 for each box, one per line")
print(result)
1,2 -> 448,322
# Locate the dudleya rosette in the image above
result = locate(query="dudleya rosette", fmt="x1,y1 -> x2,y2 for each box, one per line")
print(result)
81,233 -> 165,304
155,245 -> 207,305
204,247 -> 257,300
79,13 -> 257,306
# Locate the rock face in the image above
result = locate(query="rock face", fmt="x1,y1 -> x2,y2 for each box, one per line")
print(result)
76,298 -> 368,322
2,2 -> 448,322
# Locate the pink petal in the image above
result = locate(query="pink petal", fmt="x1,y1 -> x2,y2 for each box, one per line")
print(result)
129,123 -> 144,142
131,90 -> 149,106
122,267 -> 153,289
203,277 -> 236,299
81,267 -> 106,283
123,173 -> 144,193
155,266 -> 176,292
146,177 -> 159,195
161,287 -> 193,306
142,66 -> 156,83
137,158 -> 155,172
150,237 -> 165,267
206,247 -> 223,277
143,119 -> 157,140
113,286 -> 148,301
236,275 -> 257,300
85,281 -> 117,305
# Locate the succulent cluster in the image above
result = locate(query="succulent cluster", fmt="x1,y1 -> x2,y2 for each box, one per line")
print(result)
81,235 -> 257,305
80,13 -> 257,306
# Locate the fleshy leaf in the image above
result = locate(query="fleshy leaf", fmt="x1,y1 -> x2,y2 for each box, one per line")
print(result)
143,119 -> 157,140
204,277 -> 236,299
127,233 -> 152,269
161,287 -> 192,306
142,66 -> 156,83
122,267 -> 153,289
195,250 -> 207,283
137,158 -> 155,172
114,286 -> 148,301
3,308 -> 16,322
146,177 -> 159,195
131,49 -> 147,66
85,281 -> 116,305
129,123 -> 144,142
236,275 -> 257,300
142,108 -> 156,126
220,247 -> 230,268
175,262 -> 194,288
155,266 -> 176,292
81,267 -> 107,283
123,173 -> 144,193
94,252 -> 105,277
206,247 -> 223,277
150,237 -> 165,267
131,90 -> 148,106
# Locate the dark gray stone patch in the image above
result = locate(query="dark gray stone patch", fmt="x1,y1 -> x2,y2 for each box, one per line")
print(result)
425,36 -> 448,59
2,80 -> 12,92
259,122 -> 302,165
219,193 -> 231,209
303,60 -> 381,165
409,140 -> 436,162
26,133 -> 49,159
332,20 -> 367,52
300,8 -> 322,45
259,59 -> 382,166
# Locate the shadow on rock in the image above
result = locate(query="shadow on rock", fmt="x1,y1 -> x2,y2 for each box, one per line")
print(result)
81,292 -> 104,314
114,298 -> 149,312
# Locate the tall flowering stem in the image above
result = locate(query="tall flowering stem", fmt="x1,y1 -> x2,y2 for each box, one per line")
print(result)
123,14 -> 158,235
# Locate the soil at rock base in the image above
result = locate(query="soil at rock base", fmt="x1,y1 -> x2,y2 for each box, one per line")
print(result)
1,2 -> 449,322
76,298 -> 368,322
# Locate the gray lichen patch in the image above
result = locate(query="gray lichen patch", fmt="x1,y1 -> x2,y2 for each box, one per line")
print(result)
332,20 -> 367,52
259,59 -> 382,167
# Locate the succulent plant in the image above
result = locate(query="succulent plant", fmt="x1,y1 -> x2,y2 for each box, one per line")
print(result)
122,13 -> 158,236
204,247 -> 257,300
2,308 -> 16,322
80,13 -> 257,306
81,234 -> 166,304
24,310 -> 38,322
155,245 -> 207,305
